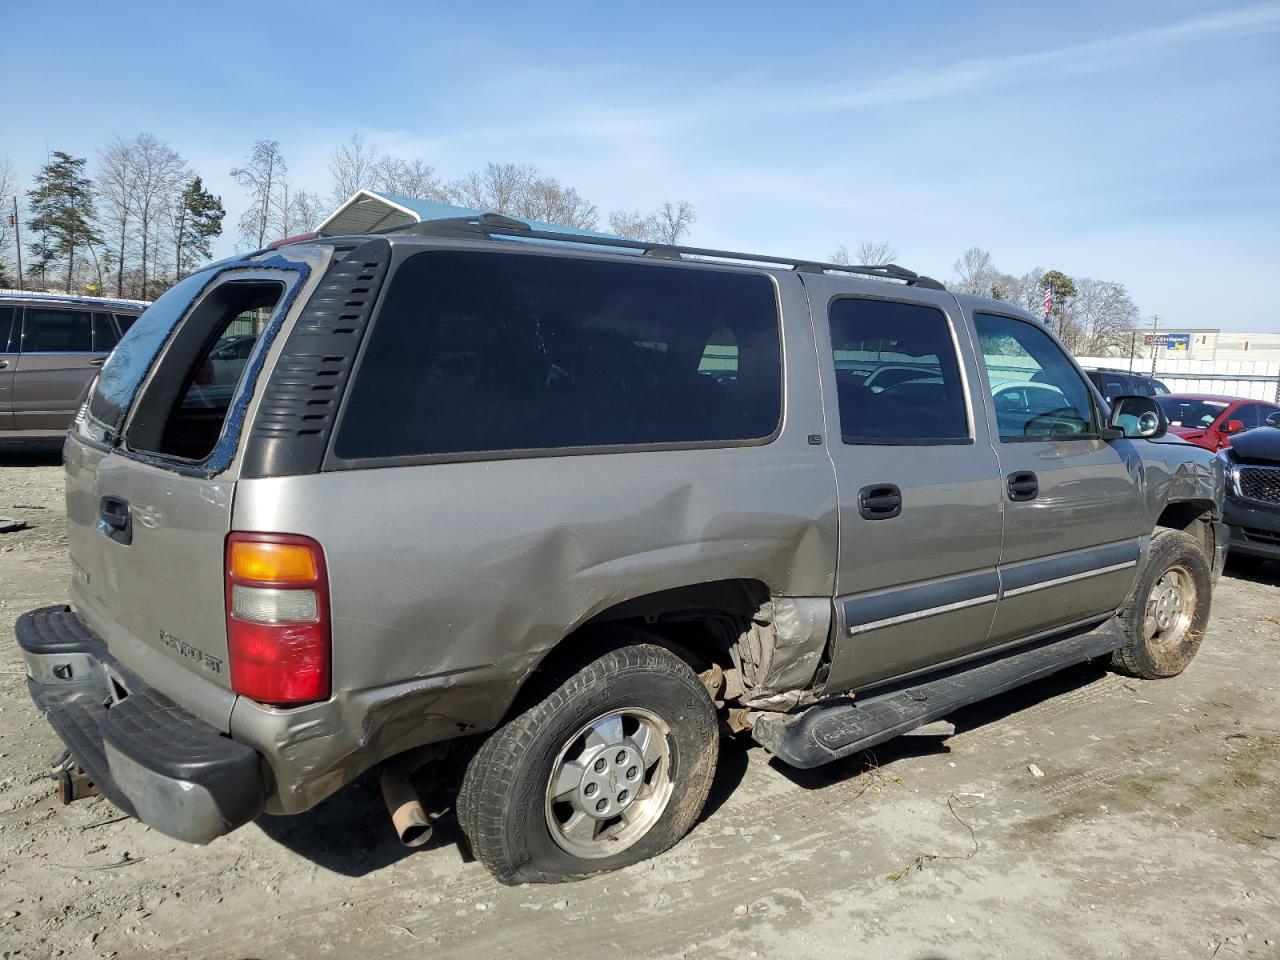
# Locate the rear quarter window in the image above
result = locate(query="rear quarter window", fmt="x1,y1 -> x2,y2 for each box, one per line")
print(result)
333,251 -> 783,461
85,270 -> 218,440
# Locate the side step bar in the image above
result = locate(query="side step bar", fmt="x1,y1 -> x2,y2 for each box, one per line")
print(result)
751,618 -> 1126,769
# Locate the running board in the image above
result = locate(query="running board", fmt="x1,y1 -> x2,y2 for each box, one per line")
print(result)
751,618 -> 1126,769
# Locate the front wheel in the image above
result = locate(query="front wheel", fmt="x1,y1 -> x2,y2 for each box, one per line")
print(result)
457,638 -> 719,884
1112,529 -> 1212,679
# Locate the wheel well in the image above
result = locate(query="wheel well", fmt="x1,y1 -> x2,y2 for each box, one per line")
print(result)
1156,500 -> 1218,554
544,579 -> 768,674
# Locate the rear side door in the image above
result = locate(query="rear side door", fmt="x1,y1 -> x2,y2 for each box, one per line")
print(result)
804,276 -> 1005,692
0,305 -> 15,430
967,309 -> 1147,643
12,305 -> 113,431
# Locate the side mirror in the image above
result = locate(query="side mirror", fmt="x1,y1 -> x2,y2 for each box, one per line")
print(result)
1268,411 -> 1280,428
1106,395 -> 1167,439
1220,419 -> 1245,436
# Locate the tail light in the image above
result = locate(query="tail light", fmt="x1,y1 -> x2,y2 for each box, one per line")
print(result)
225,532 -> 330,705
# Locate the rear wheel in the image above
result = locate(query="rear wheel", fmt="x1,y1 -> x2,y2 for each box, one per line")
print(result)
1112,529 -> 1211,679
458,638 -> 719,884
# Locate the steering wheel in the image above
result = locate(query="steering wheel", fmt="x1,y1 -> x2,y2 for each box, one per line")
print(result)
1023,406 -> 1086,437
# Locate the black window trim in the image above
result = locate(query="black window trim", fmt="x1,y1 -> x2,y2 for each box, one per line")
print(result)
322,248 -> 788,472
973,309 -> 1104,444
825,292 -> 976,448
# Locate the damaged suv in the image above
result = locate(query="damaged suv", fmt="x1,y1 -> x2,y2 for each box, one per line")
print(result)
18,214 -> 1225,884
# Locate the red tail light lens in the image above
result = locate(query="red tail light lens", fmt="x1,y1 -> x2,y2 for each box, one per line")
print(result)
225,532 -> 330,705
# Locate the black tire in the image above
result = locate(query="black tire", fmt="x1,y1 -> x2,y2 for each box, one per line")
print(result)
457,637 -> 719,884
1112,529 -> 1211,679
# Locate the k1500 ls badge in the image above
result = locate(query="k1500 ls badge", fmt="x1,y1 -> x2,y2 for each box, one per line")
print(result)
158,631 -> 223,674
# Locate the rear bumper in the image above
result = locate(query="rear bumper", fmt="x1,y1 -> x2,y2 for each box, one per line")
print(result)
1223,498 -> 1280,561
17,605 -> 265,844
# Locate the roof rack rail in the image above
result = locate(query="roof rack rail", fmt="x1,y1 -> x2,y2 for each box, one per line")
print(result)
386,214 -> 945,290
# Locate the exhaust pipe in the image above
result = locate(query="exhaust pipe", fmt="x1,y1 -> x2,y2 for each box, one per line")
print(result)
380,746 -> 444,848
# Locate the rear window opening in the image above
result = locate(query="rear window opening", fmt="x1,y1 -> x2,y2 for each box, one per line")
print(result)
126,280 -> 285,462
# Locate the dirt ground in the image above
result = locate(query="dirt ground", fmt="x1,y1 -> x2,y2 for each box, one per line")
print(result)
1,442 -> 1277,960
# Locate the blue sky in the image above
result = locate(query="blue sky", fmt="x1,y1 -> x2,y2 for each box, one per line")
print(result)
3,0 -> 1278,331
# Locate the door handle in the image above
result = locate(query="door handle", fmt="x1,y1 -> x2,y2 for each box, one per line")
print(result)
1007,471 -> 1039,502
98,496 -> 132,545
89,357 -> 107,367
858,483 -> 902,520
0,359 -> 8,368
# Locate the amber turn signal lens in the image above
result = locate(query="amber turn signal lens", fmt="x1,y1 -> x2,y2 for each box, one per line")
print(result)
228,540 -> 319,584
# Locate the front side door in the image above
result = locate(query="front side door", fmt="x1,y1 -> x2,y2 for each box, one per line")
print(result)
806,277 -> 1005,693
967,310 -> 1147,644
0,306 -> 16,430
12,306 -> 114,431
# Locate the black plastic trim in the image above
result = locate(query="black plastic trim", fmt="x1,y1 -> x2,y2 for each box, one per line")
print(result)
240,239 -> 392,478
753,617 -> 1127,768
17,605 -> 265,839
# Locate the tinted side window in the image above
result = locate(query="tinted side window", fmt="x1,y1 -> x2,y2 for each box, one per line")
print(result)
23,308 -> 93,352
827,298 -> 968,443
114,313 -> 138,335
335,252 -> 782,461
975,313 -> 1096,440
0,306 -> 15,351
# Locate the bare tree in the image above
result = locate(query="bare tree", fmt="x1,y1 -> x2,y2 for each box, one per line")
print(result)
0,156 -> 17,284
328,133 -> 378,206
953,246 -> 996,296
280,188 -> 326,236
370,156 -> 445,200
829,240 -> 897,266
653,201 -> 696,244
608,200 -> 696,244
232,140 -> 286,249
131,134 -> 186,296
96,136 -> 138,296
1073,277 -> 1139,356
446,163 -> 598,228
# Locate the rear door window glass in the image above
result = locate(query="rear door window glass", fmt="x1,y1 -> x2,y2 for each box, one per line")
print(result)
23,308 -> 93,352
974,313 -> 1096,440
827,297 -> 969,444
114,313 -> 138,335
334,251 -> 782,461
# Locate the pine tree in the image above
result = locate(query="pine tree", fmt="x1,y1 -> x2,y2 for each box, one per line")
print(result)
26,151 -> 101,292
172,176 -> 225,278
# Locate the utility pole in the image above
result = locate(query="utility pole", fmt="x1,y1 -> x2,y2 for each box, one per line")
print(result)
1150,314 -> 1160,377
11,196 -> 22,291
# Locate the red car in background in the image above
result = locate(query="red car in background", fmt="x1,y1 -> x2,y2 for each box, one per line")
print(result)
1155,394 -> 1280,451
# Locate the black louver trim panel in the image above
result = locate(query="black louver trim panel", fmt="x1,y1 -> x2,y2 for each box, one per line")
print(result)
240,238 -> 392,478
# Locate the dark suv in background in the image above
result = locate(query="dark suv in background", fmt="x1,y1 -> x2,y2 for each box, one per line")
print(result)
1085,367 -> 1170,403
1,291 -> 147,440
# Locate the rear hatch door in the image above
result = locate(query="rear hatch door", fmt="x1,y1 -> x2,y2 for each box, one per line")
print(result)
65,256 -> 319,725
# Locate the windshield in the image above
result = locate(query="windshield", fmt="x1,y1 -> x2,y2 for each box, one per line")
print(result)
1156,397 -> 1228,429
84,268 -> 218,441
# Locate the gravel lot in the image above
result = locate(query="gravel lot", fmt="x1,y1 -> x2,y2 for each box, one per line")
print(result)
1,442 -> 1278,960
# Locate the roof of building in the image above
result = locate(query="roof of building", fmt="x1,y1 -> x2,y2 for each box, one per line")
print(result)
316,190 -> 622,241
